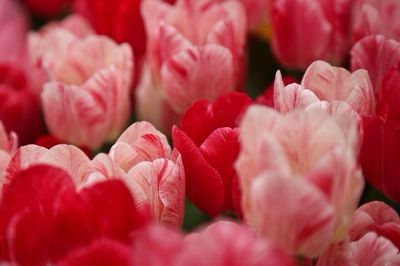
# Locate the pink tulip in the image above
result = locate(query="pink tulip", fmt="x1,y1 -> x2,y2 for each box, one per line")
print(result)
109,121 -> 185,227
29,15 -> 133,148
236,106 -> 363,257
137,0 -> 246,131
351,35 -> 400,92
352,0 -> 400,43
240,0 -> 270,31
270,0 -> 353,69
131,221 -> 296,266
0,0 -> 28,64
273,61 -> 375,127
318,201 -> 400,265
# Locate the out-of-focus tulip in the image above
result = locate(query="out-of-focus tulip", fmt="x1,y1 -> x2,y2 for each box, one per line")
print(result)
270,0 -> 354,69
29,15 -> 133,148
0,64 -> 45,145
0,0 -> 28,63
236,106 -> 363,257
240,0 -> 271,37
109,121 -> 185,227
137,0 -> 247,131
21,0 -> 71,18
360,61 -> 400,203
351,35 -> 400,92
352,0 -> 400,43
172,92 -> 252,217
0,164 -> 149,265
0,0 -> 46,145
318,201 -> 400,265
131,221 -> 296,266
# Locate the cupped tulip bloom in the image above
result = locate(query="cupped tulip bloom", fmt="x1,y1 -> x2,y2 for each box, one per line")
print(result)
131,221 -> 296,266
351,35 -> 400,92
352,0 -> 400,43
109,121 -> 185,227
317,201 -> 400,265
360,62 -> 400,203
137,0 -> 246,131
273,61 -> 375,126
270,0 -> 354,69
29,15 -> 133,149
0,164 -> 148,265
172,92 -> 252,217
236,106 -> 364,257
21,0 -> 70,18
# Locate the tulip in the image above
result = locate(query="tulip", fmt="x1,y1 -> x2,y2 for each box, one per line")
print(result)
109,121 -> 185,227
21,0 -> 71,17
0,165 -> 149,265
137,0 -> 247,131
0,122 -> 17,181
172,92 -> 252,217
0,0 -> 45,144
318,201 -> 400,265
274,61 -> 375,121
270,0 -> 354,69
351,35 -> 400,92
360,62 -> 400,203
29,15 -> 133,148
131,221 -> 296,266
236,106 -> 363,257
352,0 -> 400,43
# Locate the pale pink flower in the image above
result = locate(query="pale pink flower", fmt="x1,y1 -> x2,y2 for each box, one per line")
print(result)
137,0 -> 246,131
29,15 -> 133,148
352,0 -> 400,43
274,60 -> 375,124
318,201 -> 400,265
109,121 -> 185,227
236,106 -> 364,257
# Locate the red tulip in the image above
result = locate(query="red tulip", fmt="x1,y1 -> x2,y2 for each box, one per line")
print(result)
270,0 -> 354,69
173,92 -> 252,217
360,62 -> 400,203
0,164 -> 148,265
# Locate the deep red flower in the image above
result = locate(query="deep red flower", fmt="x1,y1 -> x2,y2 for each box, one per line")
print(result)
0,164 -> 148,265
20,0 -> 71,17
0,64 -> 45,145
361,62 -> 400,203
172,92 -> 252,217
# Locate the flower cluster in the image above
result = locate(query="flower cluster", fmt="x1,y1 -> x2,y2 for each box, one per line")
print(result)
0,0 -> 400,264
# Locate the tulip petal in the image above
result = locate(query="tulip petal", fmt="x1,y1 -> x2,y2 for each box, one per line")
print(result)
172,126 -> 224,216
161,44 -> 234,112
